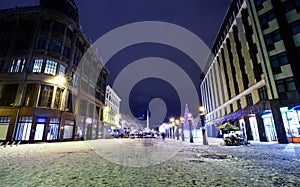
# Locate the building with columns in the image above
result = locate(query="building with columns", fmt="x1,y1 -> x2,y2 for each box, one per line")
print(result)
0,0 -> 108,143
200,0 -> 300,143
103,85 -> 121,133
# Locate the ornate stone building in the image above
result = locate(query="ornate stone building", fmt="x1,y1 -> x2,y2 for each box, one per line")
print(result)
0,0 -> 108,143
200,0 -> 300,143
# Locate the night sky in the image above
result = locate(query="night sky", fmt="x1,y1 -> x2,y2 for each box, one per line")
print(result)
0,0 -> 232,127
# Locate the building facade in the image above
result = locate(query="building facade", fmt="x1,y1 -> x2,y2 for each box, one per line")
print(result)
103,85 -> 121,131
200,0 -> 300,143
0,0 -> 108,143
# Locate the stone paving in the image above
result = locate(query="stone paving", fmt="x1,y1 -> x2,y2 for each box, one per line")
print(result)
0,138 -> 299,186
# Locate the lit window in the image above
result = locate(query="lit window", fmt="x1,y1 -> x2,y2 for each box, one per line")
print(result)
32,59 -> 43,73
44,60 -> 57,75
15,116 -> 33,141
47,118 -> 60,140
0,116 -> 10,140
59,64 -> 66,76
54,88 -> 64,109
9,58 -> 26,73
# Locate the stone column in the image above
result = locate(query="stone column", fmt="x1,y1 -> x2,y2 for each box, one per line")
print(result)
270,100 -> 288,144
255,114 -> 268,142
244,115 -> 253,140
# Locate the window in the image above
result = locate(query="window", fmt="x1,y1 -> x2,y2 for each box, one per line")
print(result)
246,93 -> 253,105
54,88 -> 64,109
0,84 -> 18,106
52,21 -> 65,34
47,118 -> 60,140
72,72 -> 78,86
259,86 -> 268,100
269,52 -> 289,74
9,58 -> 26,73
264,30 -> 282,51
284,0 -> 300,12
237,99 -> 242,109
290,21 -> 300,35
63,46 -> 70,58
15,116 -> 33,141
24,84 -> 38,107
0,116 -> 10,140
32,59 -> 43,73
38,85 -> 53,107
44,60 -> 57,75
254,0 -> 267,10
37,37 -> 47,49
59,64 -> 66,76
259,10 -> 276,30
49,39 -> 62,53
276,77 -> 297,100
63,120 -> 74,139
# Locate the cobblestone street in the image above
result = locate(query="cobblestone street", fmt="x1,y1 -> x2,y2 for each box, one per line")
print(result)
1,138 -> 300,186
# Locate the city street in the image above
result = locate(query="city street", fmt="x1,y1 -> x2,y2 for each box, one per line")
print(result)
1,138 -> 300,186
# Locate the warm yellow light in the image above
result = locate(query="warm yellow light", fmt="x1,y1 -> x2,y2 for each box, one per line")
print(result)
175,119 -> 179,125
188,113 -> 192,118
180,117 -> 184,122
169,117 -> 175,122
199,106 -> 205,114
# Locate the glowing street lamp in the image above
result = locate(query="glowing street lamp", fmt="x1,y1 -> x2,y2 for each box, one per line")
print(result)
180,117 -> 184,141
199,105 -> 208,145
175,119 -> 180,140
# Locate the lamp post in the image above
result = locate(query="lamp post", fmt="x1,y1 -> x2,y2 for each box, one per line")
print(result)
180,117 -> 184,141
169,118 -> 175,139
175,119 -> 180,140
188,113 -> 194,143
199,106 -> 208,145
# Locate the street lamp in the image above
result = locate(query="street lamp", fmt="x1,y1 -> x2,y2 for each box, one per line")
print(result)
199,106 -> 208,145
188,113 -> 194,143
180,117 -> 184,141
169,117 -> 175,139
175,119 -> 180,140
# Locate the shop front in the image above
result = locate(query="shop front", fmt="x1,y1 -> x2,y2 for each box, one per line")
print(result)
280,107 -> 300,143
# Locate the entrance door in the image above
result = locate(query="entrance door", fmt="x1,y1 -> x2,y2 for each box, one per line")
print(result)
249,117 -> 260,141
34,123 -> 45,140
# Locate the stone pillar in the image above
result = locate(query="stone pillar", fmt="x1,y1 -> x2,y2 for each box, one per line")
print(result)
244,115 -> 253,140
255,114 -> 268,142
270,100 -> 288,144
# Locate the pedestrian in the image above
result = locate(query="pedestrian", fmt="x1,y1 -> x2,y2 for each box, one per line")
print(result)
161,132 -> 166,141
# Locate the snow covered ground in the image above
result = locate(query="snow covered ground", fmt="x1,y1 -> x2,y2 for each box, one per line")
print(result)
0,138 -> 299,186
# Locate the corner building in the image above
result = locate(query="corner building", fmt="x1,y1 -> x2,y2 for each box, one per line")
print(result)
200,0 -> 300,143
0,0 -> 108,143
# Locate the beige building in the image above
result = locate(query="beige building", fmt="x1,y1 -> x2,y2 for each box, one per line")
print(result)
103,85 -> 121,129
200,0 -> 300,143
0,0 -> 108,143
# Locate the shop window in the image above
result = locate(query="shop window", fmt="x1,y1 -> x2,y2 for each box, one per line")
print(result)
24,84 -> 38,107
0,116 -> 10,140
37,37 -> 47,49
54,88 -> 64,109
259,10 -> 276,30
38,85 -> 53,107
63,120 -> 74,139
44,60 -> 57,75
47,118 -> 60,140
264,30 -> 282,51
49,39 -> 62,53
0,84 -> 18,106
59,64 -> 66,76
34,117 -> 46,140
9,58 -> 26,73
32,59 -> 43,73
15,116 -> 33,141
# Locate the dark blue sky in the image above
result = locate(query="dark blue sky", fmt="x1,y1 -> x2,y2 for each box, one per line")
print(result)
0,0 -> 232,125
